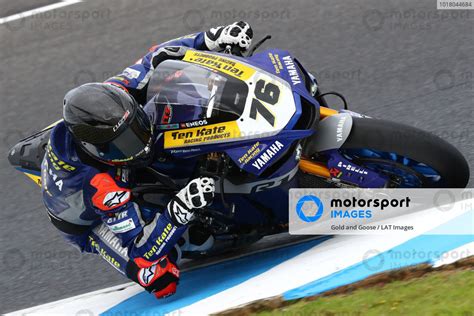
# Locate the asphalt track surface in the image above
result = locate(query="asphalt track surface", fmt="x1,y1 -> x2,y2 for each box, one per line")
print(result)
0,0 -> 472,313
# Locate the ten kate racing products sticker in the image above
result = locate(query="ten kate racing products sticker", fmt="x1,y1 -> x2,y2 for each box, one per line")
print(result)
163,121 -> 240,149
183,50 -> 256,80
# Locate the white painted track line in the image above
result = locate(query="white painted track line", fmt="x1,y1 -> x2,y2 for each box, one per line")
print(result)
7,202 -> 473,315
432,242 -> 474,267
0,0 -> 82,25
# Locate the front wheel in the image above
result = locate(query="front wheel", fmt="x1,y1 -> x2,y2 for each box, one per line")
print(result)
339,118 -> 470,188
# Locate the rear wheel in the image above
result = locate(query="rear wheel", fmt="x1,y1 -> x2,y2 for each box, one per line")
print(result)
339,118 -> 470,188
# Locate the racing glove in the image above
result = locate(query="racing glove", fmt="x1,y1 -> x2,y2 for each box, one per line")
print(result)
129,255 -> 180,299
204,21 -> 253,52
166,177 -> 215,226
149,45 -> 189,68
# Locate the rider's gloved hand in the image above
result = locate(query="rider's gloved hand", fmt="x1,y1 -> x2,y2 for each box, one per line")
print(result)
130,255 -> 180,299
166,177 -> 215,226
150,46 -> 189,68
204,21 -> 253,52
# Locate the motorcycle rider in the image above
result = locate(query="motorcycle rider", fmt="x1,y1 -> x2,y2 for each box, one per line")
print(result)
42,21 -> 253,299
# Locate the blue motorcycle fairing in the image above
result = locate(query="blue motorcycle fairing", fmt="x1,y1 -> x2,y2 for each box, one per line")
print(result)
223,129 -> 312,176
246,49 -> 317,102
150,126 -> 312,175
143,49 -> 320,177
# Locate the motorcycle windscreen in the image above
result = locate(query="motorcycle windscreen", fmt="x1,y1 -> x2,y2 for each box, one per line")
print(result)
146,59 -> 249,125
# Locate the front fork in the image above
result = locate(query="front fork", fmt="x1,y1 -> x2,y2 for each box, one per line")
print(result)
300,150 -> 388,188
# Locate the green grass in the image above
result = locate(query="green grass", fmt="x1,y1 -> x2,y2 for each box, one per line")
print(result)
256,270 -> 474,316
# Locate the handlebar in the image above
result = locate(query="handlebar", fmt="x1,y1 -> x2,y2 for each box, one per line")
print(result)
223,35 -> 272,58
224,44 -> 243,57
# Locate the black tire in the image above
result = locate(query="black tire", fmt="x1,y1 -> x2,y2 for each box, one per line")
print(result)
340,118 -> 470,188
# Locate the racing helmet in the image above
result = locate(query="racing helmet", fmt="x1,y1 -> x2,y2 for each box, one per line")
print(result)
63,83 -> 154,166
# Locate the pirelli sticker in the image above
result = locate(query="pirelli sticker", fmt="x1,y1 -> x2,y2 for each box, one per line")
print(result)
164,121 -> 241,148
183,51 -> 255,80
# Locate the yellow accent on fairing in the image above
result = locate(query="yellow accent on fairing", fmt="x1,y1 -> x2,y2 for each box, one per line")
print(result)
24,172 -> 42,187
42,119 -> 63,131
319,107 -> 339,119
299,159 -> 330,179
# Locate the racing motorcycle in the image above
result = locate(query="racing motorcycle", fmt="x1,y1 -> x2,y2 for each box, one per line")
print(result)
8,37 -> 470,257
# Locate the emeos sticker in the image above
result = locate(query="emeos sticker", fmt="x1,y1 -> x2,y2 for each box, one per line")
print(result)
164,122 -> 240,148
183,51 -> 255,80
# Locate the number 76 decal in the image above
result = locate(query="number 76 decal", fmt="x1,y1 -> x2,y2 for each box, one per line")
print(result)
249,79 -> 281,127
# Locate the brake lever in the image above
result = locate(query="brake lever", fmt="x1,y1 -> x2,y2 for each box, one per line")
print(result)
247,35 -> 271,57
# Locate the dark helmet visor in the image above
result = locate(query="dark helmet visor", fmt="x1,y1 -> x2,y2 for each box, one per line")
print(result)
81,107 -> 154,164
